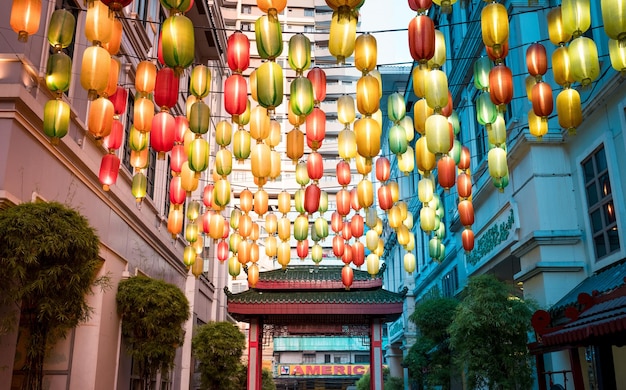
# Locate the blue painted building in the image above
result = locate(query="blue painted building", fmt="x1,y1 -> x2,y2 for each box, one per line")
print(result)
381,1 -> 626,388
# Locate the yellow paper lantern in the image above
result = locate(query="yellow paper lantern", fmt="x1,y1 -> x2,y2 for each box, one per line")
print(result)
547,6 -> 572,46
356,74 -> 381,116
556,88 -> 583,135
329,10 -> 357,64
481,2 -> 509,53
338,128 -> 357,161
552,46 -> 574,87
354,117 -> 381,159
425,69 -> 449,111
568,37 -> 600,87
355,33 -> 377,74
487,147 -> 508,179
561,0 -> 591,38
85,0 -> 113,45
528,109 -> 548,140
425,113 -> 452,155
80,45 -> 111,100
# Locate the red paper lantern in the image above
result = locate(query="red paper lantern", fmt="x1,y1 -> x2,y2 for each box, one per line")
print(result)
408,15 -> 435,64
108,86 -> 128,115
352,241 -> 365,267
336,160 -> 351,187
151,111 -> 175,159
350,188 -> 361,212
350,214 -> 364,238
462,228 -> 475,252
297,239 -> 309,259
331,211 -> 343,233
375,156 -> 391,182
336,189 -> 351,216
457,172 -> 472,199
378,185 -> 394,211
437,155 -> 456,190
203,184 -> 214,208
408,0 -> 432,12
101,0 -> 133,11
531,82 -> 553,119
227,31 -> 250,73
489,64 -> 513,109
174,115 -> 188,143
342,221 -> 353,241
306,107 -> 326,150
307,67 -> 326,104
458,200 -> 475,227
307,152 -> 324,182
342,243 -> 353,264
304,184 -> 321,215
526,42 -> 548,78
224,74 -> 248,116
103,119 -> 124,151
98,153 -> 120,191
170,144 -> 187,174
458,146 -> 471,171
333,235 -> 345,257
217,240 -> 229,262
341,265 -> 354,289
202,211 -> 212,234
154,67 -> 178,110
169,176 -> 186,206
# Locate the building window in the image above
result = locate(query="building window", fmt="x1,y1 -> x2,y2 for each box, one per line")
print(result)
241,22 -> 252,31
354,354 -> 369,363
304,8 -> 314,17
324,354 -> 331,363
132,0 -> 159,28
122,93 -> 135,172
582,145 -> 620,260
303,353 -> 316,363
304,25 -> 314,33
146,148 -> 156,199
241,4 -> 251,14
442,266 -> 458,297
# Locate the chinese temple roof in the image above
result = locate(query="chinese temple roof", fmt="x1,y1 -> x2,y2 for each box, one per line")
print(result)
530,260 -> 626,352
225,265 -> 404,325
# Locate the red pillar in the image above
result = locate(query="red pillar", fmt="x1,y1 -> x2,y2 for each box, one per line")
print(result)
370,318 -> 384,390
569,348 -> 585,389
247,318 -> 263,390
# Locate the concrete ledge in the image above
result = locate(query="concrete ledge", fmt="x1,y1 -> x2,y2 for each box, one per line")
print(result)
511,229 -> 582,258
514,261 -> 586,283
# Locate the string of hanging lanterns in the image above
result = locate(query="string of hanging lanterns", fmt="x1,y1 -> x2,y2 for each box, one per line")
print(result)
10,0 -> 626,280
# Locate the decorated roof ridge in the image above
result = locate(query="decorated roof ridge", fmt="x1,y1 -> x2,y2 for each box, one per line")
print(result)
253,264 -> 386,284
549,259 -> 626,315
225,287 -> 405,306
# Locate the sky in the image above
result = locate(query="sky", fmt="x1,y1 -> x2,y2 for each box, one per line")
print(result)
357,1 -> 415,67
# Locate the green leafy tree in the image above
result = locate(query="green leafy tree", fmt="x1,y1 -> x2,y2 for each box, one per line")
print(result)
407,296 -> 459,389
192,321 -> 246,390
448,274 -> 535,390
116,276 -> 190,390
262,368 -> 277,390
0,201 -> 104,390
355,367 -> 402,390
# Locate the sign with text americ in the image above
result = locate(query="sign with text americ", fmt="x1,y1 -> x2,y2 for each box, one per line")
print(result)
279,364 -> 370,377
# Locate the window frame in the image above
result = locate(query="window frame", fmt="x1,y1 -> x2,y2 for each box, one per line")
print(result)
577,133 -> 625,271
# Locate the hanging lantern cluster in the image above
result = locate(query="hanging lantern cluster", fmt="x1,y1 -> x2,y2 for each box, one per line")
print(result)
225,31 -> 250,122
457,146 -> 475,252
255,0 -> 285,115
355,33 -> 382,164
43,9 -> 76,145
547,7 -> 583,136
526,42 -> 551,139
